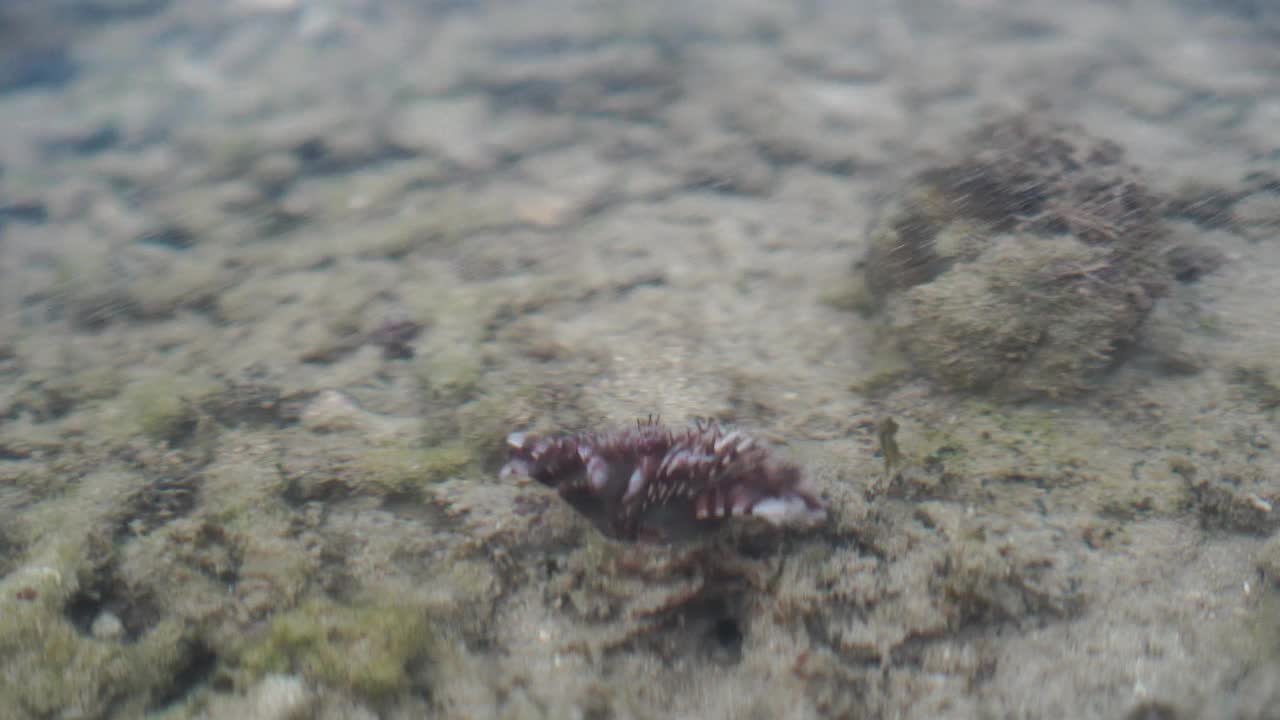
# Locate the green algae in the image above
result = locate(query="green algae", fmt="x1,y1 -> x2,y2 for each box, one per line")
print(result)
847,340 -> 912,394
439,393 -> 519,469
818,274 -> 876,316
0,541 -> 193,718
1216,587 -> 1280,698
91,372 -> 222,448
231,599 -> 439,701
30,365 -> 126,417
128,255 -> 230,318
416,346 -> 485,405
1258,536 -> 1280,588
349,192 -> 517,260
354,440 -> 473,495
119,376 -> 205,446
898,233 -> 1145,398
0,604 -> 188,718
883,398 -> 1194,526
1232,363 -> 1280,410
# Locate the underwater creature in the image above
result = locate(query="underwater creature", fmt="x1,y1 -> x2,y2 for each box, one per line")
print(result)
501,417 -> 825,542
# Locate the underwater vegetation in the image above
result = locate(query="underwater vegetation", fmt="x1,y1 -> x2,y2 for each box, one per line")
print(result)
854,112 -> 1172,399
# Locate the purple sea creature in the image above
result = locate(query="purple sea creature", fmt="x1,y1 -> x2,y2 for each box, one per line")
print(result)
501,417 -> 826,542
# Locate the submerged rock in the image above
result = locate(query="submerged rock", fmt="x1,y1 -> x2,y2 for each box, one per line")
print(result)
855,113 -> 1171,399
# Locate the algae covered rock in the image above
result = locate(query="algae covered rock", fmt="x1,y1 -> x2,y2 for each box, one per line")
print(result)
858,113 -> 1170,398
230,599 -> 440,702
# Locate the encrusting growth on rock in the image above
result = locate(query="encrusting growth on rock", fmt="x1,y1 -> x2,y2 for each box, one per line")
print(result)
855,112 -> 1172,399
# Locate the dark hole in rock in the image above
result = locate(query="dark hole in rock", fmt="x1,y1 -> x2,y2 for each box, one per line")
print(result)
0,199 -> 48,224
1174,267 -> 1204,283
148,641 -> 218,712
1125,700 -> 1183,720
295,138 -> 329,166
281,474 -> 355,508
117,473 -> 203,539
712,615 -> 743,652
200,374 -> 292,428
1167,243 -> 1225,284
138,225 -> 196,250
692,598 -> 745,666
582,708 -> 612,720
370,317 -> 422,360
62,567 -> 160,643
54,124 -> 121,156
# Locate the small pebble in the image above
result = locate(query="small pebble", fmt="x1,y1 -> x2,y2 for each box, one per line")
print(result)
300,390 -> 364,433
91,612 -> 125,641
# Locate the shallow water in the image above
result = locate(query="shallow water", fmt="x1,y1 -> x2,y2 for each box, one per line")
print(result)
0,1 -> 1278,718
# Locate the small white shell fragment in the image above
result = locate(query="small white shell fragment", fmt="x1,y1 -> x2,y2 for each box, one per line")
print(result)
299,390 -> 364,433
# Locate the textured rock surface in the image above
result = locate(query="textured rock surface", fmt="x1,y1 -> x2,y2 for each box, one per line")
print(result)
860,114 -> 1172,398
0,1 -> 1277,718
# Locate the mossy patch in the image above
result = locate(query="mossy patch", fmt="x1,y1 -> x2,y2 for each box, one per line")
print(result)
27,365 -> 126,418
939,535 -> 1078,627
1232,364 -> 1280,410
353,440 -> 473,495
848,341 -> 913,394
818,274 -> 876,316
128,255 -> 230,318
51,246 -> 138,329
1218,587 -> 1280,683
446,393 -> 522,470
353,196 -> 517,260
1184,462 -> 1278,535
852,113 -> 1169,400
416,346 -> 485,405
1258,535 -> 1280,588
230,599 -> 438,701
0,560 -> 191,718
898,234 -> 1145,398
880,399 -> 1193,526
107,374 -> 218,446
